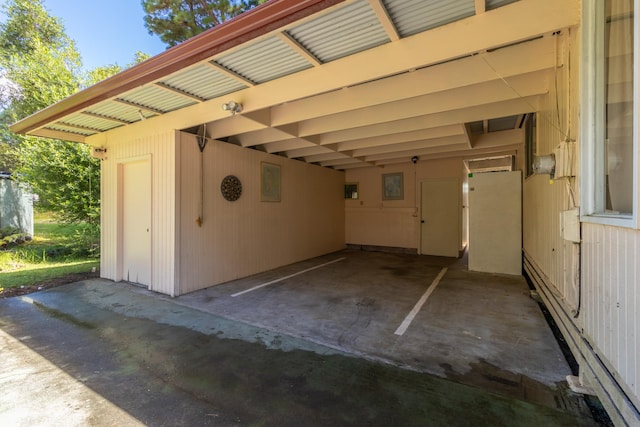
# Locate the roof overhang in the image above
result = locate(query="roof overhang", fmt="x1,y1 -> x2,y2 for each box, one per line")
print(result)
10,0 -> 580,168
10,0 -> 345,137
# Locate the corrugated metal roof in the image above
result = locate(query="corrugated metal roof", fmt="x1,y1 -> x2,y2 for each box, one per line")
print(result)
58,113 -> 123,132
383,0 -> 475,37
86,102 -> 156,124
486,0 -> 520,11
160,64 -> 248,100
118,85 -> 197,114
215,35 -> 313,84
44,123 -> 97,136
287,0 -> 389,63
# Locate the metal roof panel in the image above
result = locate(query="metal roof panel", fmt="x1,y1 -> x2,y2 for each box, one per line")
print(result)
287,0 -> 390,63
215,35 -> 313,84
161,63 -> 248,100
486,0 -> 519,11
118,85 -> 197,113
383,0 -> 476,37
45,123 -> 97,136
85,102 -> 156,124
59,113 -> 123,132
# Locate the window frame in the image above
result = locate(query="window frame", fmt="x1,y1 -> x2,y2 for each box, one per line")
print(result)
581,0 -> 639,228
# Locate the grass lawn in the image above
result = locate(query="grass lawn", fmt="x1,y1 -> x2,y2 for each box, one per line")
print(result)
0,216 -> 99,289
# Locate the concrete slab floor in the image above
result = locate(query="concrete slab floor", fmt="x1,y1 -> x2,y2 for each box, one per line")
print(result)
0,278 -> 602,426
174,251 -> 579,405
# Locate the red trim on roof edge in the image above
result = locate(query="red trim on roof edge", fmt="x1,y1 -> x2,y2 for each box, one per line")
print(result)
10,0 -> 347,136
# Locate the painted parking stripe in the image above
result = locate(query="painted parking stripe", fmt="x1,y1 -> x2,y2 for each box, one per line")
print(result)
231,257 -> 346,297
394,267 -> 448,336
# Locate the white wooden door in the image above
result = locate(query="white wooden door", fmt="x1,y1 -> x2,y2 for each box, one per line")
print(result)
468,171 -> 521,275
420,179 -> 460,257
121,160 -> 151,286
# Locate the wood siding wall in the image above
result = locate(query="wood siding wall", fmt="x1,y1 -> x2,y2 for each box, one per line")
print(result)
582,223 -> 640,410
177,132 -> 345,295
98,130 -> 177,296
523,30 -> 580,312
523,29 -> 640,417
344,158 -> 465,251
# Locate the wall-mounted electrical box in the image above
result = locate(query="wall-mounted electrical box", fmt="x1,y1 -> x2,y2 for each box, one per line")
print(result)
553,140 -> 577,178
560,208 -> 580,243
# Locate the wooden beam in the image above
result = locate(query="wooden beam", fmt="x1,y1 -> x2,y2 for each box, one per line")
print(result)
270,36 -> 555,126
154,82 -> 206,102
368,0 -> 400,41
81,111 -> 132,125
113,98 -> 164,115
277,31 -> 322,66
298,70 -> 549,136
205,61 -> 256,87
336,125 -> 464,151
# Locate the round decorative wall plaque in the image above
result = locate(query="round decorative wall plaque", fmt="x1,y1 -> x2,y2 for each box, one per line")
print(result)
220,175 -> 242,201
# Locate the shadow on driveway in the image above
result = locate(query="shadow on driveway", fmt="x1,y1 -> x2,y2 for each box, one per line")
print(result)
0,278 -> 600,426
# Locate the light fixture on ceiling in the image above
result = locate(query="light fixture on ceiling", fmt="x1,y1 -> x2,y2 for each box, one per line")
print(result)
222,101 -> 243,115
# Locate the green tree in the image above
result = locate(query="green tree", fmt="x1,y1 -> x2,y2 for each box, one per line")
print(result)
0,0 -> 99,224
143,0 -> 267,47
84,51 -> 151,87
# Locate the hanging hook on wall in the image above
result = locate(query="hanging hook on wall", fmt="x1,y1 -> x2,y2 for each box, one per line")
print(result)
197,123 -> 208,152
196,123 -> 207,227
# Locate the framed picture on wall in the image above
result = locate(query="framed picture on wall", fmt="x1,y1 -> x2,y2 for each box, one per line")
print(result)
261,162 -> 281,202
382,172 -> 403,200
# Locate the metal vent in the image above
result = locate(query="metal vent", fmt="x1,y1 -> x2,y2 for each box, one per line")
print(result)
160,64 -> 248,101
383,0 -> 475,38
287,0 -> 389,63
486,0 -> 519,11
215,36 -> 313,84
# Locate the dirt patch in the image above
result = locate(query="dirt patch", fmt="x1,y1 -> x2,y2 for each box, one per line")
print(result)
0,271 -> 99,299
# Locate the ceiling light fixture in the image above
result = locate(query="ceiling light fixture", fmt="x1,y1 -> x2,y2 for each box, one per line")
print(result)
222,101 -> 243,115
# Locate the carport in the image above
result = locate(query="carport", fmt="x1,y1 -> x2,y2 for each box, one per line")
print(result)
8,0 -> 580,400
150,250 -> 580,412
12,1 -> 640,423
8,0 -> 581,396
10,0 -> 577,296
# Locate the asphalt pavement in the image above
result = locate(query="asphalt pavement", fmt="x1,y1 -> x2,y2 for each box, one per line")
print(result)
0,279 -> 601,426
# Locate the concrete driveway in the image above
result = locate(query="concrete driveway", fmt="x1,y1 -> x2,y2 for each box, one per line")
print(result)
0,251 -> 603,426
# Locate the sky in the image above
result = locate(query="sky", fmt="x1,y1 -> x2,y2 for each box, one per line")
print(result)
43,0 -> 167,71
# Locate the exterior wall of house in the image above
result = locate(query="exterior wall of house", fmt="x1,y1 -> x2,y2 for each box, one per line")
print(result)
582,223 -> 640,411
344,157 -> 466,252
523,29 -> 640,423
94,128 -> 177,296
177,132 -> 345,295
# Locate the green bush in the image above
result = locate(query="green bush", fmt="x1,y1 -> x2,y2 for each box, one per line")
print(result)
0,227 -> 32,249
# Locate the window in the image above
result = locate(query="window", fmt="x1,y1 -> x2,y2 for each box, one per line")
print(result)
582,0 -> 638,226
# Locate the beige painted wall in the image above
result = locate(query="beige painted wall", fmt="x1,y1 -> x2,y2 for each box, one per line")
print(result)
522,29 -> 580,313
345,158 -> 466,252
97,130 -> 177,296
177,132 -> 345,295
521,28 -> 640,421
